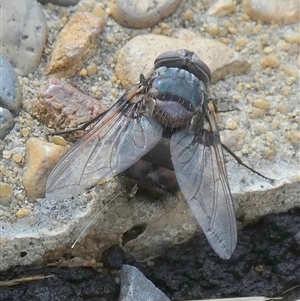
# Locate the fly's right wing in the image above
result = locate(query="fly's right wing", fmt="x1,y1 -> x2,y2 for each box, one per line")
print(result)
46,88 -> 163,201
170,111 -> 237,259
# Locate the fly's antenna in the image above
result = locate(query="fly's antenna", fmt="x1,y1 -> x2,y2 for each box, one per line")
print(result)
71,190 -> 125,249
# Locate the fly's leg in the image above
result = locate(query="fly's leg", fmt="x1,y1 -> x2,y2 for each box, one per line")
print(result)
217,108 -> 238,113
47,111 -> 107,136
222,143 -> 274,182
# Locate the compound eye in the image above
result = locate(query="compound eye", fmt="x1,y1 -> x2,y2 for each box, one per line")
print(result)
191,53 -> 211,84
154,50 -> 181,68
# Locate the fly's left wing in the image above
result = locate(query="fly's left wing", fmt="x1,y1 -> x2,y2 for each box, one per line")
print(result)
170,110 -> 237,259
46,87 -> 163,201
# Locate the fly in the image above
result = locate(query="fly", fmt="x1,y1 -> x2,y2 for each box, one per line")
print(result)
46,49 -> 271,260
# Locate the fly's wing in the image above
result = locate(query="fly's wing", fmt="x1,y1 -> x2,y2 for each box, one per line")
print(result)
46,92 -> 163,201
170,111 -> 237,259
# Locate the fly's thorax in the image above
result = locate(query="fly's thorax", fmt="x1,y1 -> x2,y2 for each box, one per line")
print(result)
147,66 -> 207,128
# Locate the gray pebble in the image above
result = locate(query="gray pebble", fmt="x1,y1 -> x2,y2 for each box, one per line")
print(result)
0,107 -> 14,139
0,0 -> 48,76
0,56 -> 22,116
37,0 -> 79,6
119,265 -> 170,301
110,0 -> 182,29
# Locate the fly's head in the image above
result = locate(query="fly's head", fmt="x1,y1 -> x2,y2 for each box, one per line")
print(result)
154,49 -> 212,85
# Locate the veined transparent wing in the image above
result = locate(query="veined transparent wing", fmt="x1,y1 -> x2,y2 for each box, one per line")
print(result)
46,93 -> 163,201
170,112 -> 237,259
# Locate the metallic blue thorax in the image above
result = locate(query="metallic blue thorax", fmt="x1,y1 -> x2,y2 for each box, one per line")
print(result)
149,66 -> 206,128
151,67 -> 206,111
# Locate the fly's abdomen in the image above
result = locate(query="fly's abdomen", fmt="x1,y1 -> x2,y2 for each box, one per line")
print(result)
150,67 -> 206,127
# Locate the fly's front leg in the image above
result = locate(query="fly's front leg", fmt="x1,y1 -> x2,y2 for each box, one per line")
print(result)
48,111 -> 107,136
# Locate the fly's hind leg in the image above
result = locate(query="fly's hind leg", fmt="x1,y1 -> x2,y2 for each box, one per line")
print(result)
222,143 -> 274,183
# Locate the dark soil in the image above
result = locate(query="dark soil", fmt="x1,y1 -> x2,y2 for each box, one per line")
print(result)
1,208 -> 300,301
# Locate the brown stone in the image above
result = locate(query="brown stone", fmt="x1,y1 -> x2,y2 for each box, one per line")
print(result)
33,77 -> 108,138
48,12 -> 104,78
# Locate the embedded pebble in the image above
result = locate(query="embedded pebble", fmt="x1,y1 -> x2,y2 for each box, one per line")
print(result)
86,63 -> 98,76
48,12 -> 104,78
252,99 -> 270,110
0,108 -> 14,139
109,0 -> 182,29
15,208 -> 31,218
92,4 -> 109,20
21,128 -> 30,137
0,0 -> 48,76
23,137 -> 66,199
0,56 -> 22,115
280,64 -> 299,78
182,9 -> 194,21
2,150 -> 12,159
276,103 -> 290,115
51,135 -> 67,146
261,54 -> 279,68
208,0 -> 236,17
243,0 -> 300,24
286,131 -> 300,145
251,108 -> 264,119
37,0 -> 79,6
220,129 -> 245,151
284,30 -> 300,44
206,23 -> 220,36
281,86 -> 291,96
33,77 -> 108,134
228,27 -> 237,34
79,68 -> 88,76
226,120 -> 238,130
263,46 -> 273,54
0,182 -> 13,200
277,40 -> 291,51
12,154 -> 23,164
115,31 -> 250,88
